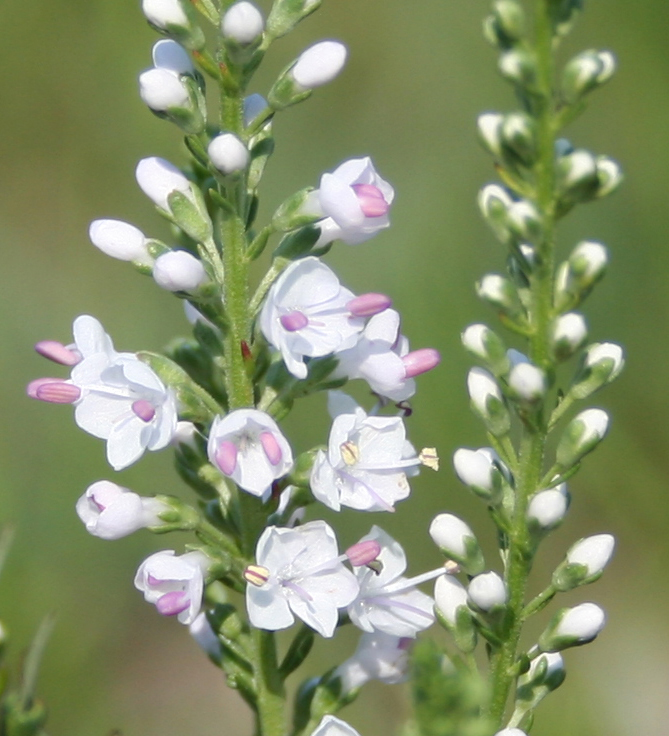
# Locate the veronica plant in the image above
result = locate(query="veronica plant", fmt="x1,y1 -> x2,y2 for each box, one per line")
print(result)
418,1 -> 621,734
28,2 -> 442,736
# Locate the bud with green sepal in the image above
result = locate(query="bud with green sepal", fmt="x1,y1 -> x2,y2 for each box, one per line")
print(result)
500,112 -> 537,166
453,447 -> 512,505
538,602 -> 606,652
429,514 -> 485,575
555,407 -> 609,470
527,484 -> 570,535
554,240 -> 608,310
467,367 -> 512,437
491,0 -> 526,43
142,0 -> 206,51
461,323 -> 511,376
562,49 -> 616,104
552,533 -> 615,591
478,113 -> 504,157
569,342 -> 625,400
593,156 -> 623,198
498,49 -> 538,92
271,188 -> 321,232
556,149 -> 599,205
512,652 -> 566,725
221,2 -> 265,62
434,575 -> 478,653
507,352 -> 547,405
550,312 -> 587,361
477,274 -> 529,333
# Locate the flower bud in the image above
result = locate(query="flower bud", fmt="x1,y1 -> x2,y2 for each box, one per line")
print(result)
519,651 -> 565,692
477,112 -> 504,157
435,576 -> 477,653
153,251 -> 207,292
562,50 -> 616,102
527,485 -> 569,531
551,312 -> 587,360
506,199 -> 542,241
89,219 -> 153,266
501,111 -> 536,164
208,133 -> 250,175
491,0 -> 525,41
222,2 -> 264,45
461,323 -> 510,375
467,367 -> 511,436
142,0 -> 204,50
429,514 -> 485,575
244,93 -> 270,128
571,342 -> 625,399
478,184 -> 513,241
477,274 -> 525,323
467,571 -> 507,612
556,408 -> 609,469
508,361 -> 546,403
556,149 -> 599,201
539,602 -> 606,652
453,447 -> 511,503
594,156 -> 623,198
152,39 -> 194,74
292,40 -> 347,89
555,240 -> 609,309
498,49 -> 537,89
552,533 -> 615,591
139,68 -> 190,112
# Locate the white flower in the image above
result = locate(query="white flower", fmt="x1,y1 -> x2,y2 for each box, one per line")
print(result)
302,157 -> 394,246
245,521 -> 359,638
139,67 -> 190,112
88,219 -> 153,265
207,409 -> 293,498
136,156 -> 193,211
75,480 -> 167,540
291,41 -> 348,89
335,632 -> 410,691
152,250 -> 208,291
259,257 -> 364,379
527,485 -> 569,529
434,574 -> 468,626
152,39 -> 194,74
142,0 -> 189,29
467,571 -> 507,611
135,549 -> 209,625
348,527 -> 438,638
208,133 -> 250,174
310,392 -> 419,512
222,2 -> 264,44
566,534 -> 615,576
72,349 -> 178,471
334,309 -> 439,402
310,716 -> 361,736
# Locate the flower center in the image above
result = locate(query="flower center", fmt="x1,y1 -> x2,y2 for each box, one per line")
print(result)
280,310 -> 309,332
352,184 -> 389,217
340,441 -> 360,466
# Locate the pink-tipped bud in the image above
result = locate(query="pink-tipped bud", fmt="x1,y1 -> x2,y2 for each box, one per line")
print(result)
260,431 -> 283,466
402,348 -> 441,378
29,379 -> 81,404
352,184 -> 390,217
347,293 -> 392,318
34,340 -> 81,366
346,539 -> 381,566
244,564 -> 270,587
280,310 -> 309,332
132,399 -> 156,423
215,441 -> 239,475
156,591 -> 190,617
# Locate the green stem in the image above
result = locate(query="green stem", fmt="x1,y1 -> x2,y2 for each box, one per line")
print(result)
253,630 -> 287,736
522,584 -> 556,619
487,0 -> 558,727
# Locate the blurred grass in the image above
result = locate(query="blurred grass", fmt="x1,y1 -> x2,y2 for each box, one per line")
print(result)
0,0 -> 666,734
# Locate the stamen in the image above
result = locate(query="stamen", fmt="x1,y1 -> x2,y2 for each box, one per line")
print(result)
346,540 -> 381,566
346,293 -> 392,318
402,349 -> 441,378
32,380 -> 81,404
340,441 -> 360,466
366,595 -> 434,619
379,567 -> 446,596
282,580 -> 313,602
34,340 -> 81,366
352,184 -> 389,217
244,564 -> 270,586
280,310 -> 309,332
419,447 -> 440,471
132,399 -> 156,422
215,441 -> 238,475
260,431 -> 283,466
156,591 -> 190,616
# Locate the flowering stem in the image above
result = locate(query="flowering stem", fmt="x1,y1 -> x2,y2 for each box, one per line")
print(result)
253,629 -> 286,736
487,0 -> 557,726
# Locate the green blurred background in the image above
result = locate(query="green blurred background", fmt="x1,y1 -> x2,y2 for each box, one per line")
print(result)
0,0 -> 666,734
